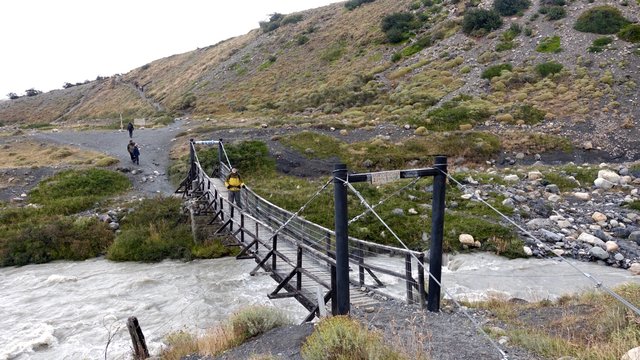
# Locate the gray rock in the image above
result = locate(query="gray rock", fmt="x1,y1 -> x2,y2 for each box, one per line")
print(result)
612,227 -> 631,238
614,253 -> 625,261
545,184 -> 560,194
391,208 -> 404,216
593,229 -> 611,242
527,218 -> 553,230
108,222 -> 120,230
589,246 -> 609,260
539,229 -> 564,242
629,231 -> 640,244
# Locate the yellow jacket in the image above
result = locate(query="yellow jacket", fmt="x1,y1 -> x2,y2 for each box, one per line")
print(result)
225,173 -> 244,191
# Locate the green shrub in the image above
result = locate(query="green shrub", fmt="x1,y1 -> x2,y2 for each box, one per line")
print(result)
400,35 -> 433,57
588,36 -> 613,52
535,61 -> 563,77
296,34 -> 309,45
321,40 -> 346,62
1,214 -> 114,266
493,0 -> 531,16
302,316 -> 403,359
381,12 -> 420,43
513,104 -> 546,124
229,306 -> 290,342
462,9 -> 503,36
281,14 -> 303,25
280,132 -> 345,160
259,13 -> 285,33
536,35 -> 562,53
106,197 -> 237,262
28,169 -> 130,214
345,0 -> 376,10
481,63 -> 513,79
425,102 -> 492,131
574,6 -> 631,34
618,24 -> 640,43
539,6 -> 566,20
224,140 -> 276,175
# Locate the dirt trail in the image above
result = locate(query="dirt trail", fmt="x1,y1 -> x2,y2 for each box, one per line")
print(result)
28,120 -> 186,197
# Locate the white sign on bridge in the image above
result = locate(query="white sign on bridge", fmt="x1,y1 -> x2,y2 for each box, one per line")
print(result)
370,170 -> 401,185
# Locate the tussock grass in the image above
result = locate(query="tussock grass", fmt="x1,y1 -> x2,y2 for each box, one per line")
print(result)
474,284 -> 640,359
301,316 -> 421,360
0,141 -> 118,168
160,306 -> 291,359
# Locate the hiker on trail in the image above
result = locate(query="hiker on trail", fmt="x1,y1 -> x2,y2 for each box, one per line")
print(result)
127,140 -> 136,162
132,144 -> 140,165
127,122 -> 134,138
224,168 -> 245,208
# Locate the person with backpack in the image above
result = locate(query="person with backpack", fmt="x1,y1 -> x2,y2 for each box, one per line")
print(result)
127,122 -> 134,138
224,168 -> 245,208
132,144 -> 140,165
126,140 -> 136,162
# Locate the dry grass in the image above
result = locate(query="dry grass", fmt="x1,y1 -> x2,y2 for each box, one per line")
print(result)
0,140 -> 117,168
474,284 -> 640,359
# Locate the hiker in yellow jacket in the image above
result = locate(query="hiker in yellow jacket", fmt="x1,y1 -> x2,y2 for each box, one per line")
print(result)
224,168 -> 245,208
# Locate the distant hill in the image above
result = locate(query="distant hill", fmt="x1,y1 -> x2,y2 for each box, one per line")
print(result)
1,0 -> 639,159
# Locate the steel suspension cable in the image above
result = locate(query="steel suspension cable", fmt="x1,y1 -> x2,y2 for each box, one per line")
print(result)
340,177 -> 510,360
219,142 -> 233,169
441,169 -> 640,317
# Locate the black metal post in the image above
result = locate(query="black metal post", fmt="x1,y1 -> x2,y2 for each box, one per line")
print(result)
405,253 -> 413,304
333,163 -> 350,315
218,139 -> 224,179
428,155 -> 447,312
189,139 -> 195,181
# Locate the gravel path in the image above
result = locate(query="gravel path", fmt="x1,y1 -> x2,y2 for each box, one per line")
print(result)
27,121 -> 186,196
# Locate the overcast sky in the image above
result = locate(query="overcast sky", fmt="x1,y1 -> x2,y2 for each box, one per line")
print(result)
0,0 -> 340,99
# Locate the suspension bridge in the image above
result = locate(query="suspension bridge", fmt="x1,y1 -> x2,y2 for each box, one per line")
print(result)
175,138 -> 640,360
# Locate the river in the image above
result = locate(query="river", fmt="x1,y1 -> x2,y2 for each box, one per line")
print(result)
0,254 -> 637,360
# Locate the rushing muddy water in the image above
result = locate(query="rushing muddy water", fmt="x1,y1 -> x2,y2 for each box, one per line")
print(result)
0,254 -> 637,359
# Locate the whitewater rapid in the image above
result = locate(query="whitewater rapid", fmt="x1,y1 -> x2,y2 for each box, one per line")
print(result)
0,254 -> 637,359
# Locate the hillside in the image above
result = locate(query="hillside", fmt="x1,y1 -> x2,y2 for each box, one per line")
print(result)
1,0 -> 639,159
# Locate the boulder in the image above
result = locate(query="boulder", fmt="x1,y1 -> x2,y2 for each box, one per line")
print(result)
577,232 -> 606,247
622,346 -> 640,360
592,212 -> 607,223
459,234 -> 475,246
630,263 -> 640,276
504,174 -> 519,182
594,178 -> 615,189
528,171 -> 543,180
605,241 -> 619,253
573,192 -> 591,201
597,169 -> 620,184
588,246 -> 609,260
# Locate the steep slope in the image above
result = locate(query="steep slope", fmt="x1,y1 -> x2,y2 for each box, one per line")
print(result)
0,0 -> 638,158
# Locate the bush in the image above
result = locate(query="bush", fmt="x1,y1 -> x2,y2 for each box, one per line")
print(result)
588,36 -> 613,52
481,63 -> 513,79
229,306 -> 290,342
345,0 -> 375,10
539,6 -> 566,20
462,9 -> 503,36
381,12 -> 420,43
536,35 -> 562,53
493,0 -> 531,16
535,61 -> 563,77
513,104 -> 546,124
281,14 -> 303,25
618,24 -> 640,43
259,13 -> 285,33
1,215 -> 114,266
302,316 -> 402,359
574,6 -> 630,34
29,169 -> 131,214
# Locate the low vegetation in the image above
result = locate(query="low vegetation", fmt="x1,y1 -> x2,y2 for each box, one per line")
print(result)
107,197 -> 237,262
160,306 -> 291,360
0,168 -> 129,266
382,12 -> 421,43
345,0 -> 376,10
474,284 -> 640,360
574,6 -> 631,34
535,61 -> 563,77
619,24 -> 640,43
482,63 -> 513,79
302,316 -> 422,359
588,36 -> 614,53
462,9 -> 503,36
536,35 -> 562,53
493,0 -> 531,16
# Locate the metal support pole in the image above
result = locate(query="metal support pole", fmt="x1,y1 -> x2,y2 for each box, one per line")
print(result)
218,139 -> 224,180
189,139 -> 195,182
333,163 -> 350,316
428,155 -> 447,312
405,253 -> 413,304
272,234 -> 278,271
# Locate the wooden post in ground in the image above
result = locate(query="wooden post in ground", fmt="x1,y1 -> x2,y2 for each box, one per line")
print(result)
127,316 -> 149,359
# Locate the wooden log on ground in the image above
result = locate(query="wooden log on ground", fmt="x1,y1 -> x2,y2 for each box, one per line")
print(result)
127,316 -> 149,359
